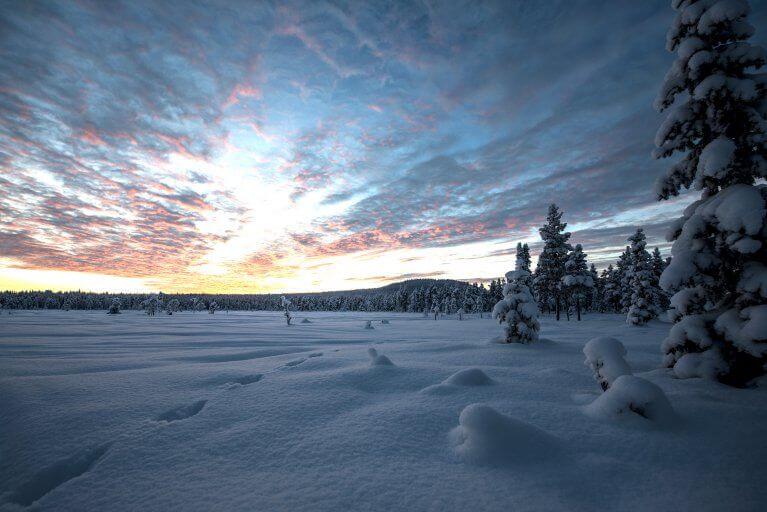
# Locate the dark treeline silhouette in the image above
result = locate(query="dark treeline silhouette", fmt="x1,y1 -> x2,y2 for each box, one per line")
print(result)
0,279 -> 499,314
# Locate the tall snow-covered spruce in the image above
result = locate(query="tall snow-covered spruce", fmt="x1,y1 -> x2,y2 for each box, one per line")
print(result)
493,247 -> 540,343
562,244 -> 594,321
654,0 -> 767,385
515,242 -> 532,272
534,204 -> 572,320
626,229 -> 664,326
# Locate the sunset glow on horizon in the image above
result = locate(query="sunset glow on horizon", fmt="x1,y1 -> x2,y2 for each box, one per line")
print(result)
3,1 -> 765,294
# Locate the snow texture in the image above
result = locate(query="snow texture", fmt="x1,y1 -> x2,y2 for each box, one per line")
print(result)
1,311 -> 765,511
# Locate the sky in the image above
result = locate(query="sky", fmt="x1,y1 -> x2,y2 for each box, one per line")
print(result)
1,0 -> 766,294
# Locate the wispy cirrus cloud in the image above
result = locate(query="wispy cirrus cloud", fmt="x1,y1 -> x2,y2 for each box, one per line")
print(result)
1,0 -> 765,292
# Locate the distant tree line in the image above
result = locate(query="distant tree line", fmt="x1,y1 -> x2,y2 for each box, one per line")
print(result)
0,280 -> 498,315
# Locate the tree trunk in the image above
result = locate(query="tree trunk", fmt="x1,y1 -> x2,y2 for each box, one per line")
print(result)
555,296 -> 560,321
576,299 -> 581,321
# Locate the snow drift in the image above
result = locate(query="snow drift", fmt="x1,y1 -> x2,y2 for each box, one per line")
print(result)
450,404 -> 560,465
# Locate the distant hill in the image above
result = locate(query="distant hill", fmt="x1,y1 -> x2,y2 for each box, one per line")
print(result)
288,278 -> 474,298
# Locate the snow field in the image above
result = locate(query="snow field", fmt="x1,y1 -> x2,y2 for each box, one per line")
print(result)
1,310 -> 766,511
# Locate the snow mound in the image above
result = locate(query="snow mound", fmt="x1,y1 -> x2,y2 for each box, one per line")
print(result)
450,404 -> 559,466
444,368 -> 494,386
364,321 -> 374,330
422,368 -> 494,394
585,375 -> 675,426
583,336 -> 632,391
367,347 -> 394,366
301,318 -> 312,324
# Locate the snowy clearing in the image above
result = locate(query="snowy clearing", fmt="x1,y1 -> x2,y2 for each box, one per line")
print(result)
1,310 -> 765,511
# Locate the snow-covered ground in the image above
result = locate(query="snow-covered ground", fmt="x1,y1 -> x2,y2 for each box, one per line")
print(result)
1,310 -> 765,511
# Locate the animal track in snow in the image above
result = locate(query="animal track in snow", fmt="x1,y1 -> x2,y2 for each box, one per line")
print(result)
8,443 -> 110,506
155,400 -> 207,422
224,374 -> 263,389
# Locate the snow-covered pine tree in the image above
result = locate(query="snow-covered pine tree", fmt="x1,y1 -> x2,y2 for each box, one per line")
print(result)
601,264 -> 622,313
142,295 -> 160,316
166,298 -> 180,315
651,247 -> 671,311
588,263 -> 601,311
281,296 -> 292,325
515,242 -> 532,272
616,246 -> 633,313
492,266 -> 540,344
562,244 -> 594,321
626,229 -> 664,326
654,0 -> 766,385
107,298 -> 121,315
534,204 -> 573,320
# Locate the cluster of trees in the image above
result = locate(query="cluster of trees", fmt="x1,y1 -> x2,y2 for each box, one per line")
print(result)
0,280 -> 498,316
501,0 -> 767,389
527,204 -> 669,325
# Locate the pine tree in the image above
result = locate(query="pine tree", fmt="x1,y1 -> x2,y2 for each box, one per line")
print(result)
562,244 -> 594,321
602,264 -> 622,313
616,246 -> 633,313
493,245 -> 540,343
654,0 -> 767,385
515,242 -> 532,272
625,229 -> 664,326
650,247 -> 671,311
534,204 -> 573,320
588,263 -> 601,311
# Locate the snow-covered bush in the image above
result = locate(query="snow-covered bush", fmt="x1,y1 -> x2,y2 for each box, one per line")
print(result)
450,404 -> 559,466
583,336 -> 633,391
585,375 -> 675,426
493,269 -> 540,344
562,244 -> 594,321
625,229 -> 664,326
208,301 -> 218,314
364,320 -> 374,329
107,298 -> 121,315
367,347 -> 393,366
653,0 -> 767,386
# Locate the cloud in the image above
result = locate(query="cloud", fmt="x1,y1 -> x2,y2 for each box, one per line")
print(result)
2,0 -> 765,291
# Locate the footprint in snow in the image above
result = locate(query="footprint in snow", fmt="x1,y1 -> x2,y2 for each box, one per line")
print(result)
7,443 -> 111,507
155,400 -> 207,423
225,374 -> 263,389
